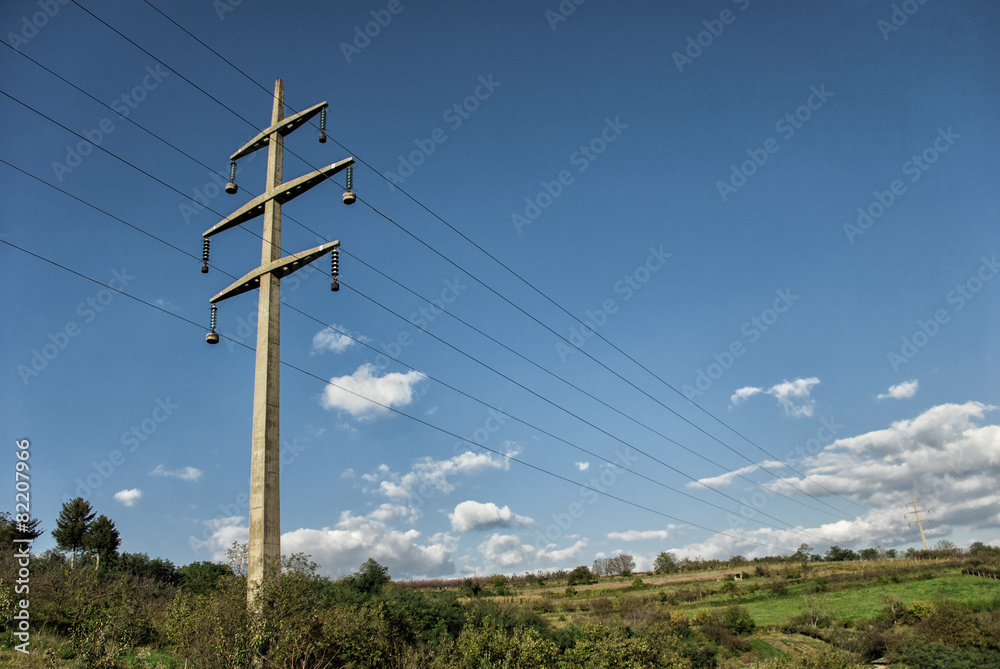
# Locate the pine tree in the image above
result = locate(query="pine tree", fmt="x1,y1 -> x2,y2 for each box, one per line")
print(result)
0,512 -> 43,553
82,514 -> 121,570
51,497 -> 95,566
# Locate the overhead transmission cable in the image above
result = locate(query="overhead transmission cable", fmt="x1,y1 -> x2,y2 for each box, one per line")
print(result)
1,235 -> 810,555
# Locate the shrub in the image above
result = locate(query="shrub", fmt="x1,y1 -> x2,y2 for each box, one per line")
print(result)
567,565 -> 598,586
443,615 -> 559,668
722,605 -> 756,636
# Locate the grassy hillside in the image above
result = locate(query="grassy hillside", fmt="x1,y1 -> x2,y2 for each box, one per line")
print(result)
2,551 -> 999,668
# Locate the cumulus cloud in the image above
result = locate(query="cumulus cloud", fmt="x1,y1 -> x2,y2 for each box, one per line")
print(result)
688,461 -> 786,489
312,326 -> 357,354
477,533 -> 588,570
731,386 -> 763,405
878,379 -> 918,400
449,501 -> 533,532
113,489 -> 142,507
606,528 -> 671,542
731,377 -> 820,417
150,465 -> 203,481
320,364 -> 426,420
191,509 -> 455,580
575,461 -> 590,471
670,402 -> 1000,560
365,446 -> 517,501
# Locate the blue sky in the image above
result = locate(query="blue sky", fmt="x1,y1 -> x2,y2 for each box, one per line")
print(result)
2,0 -> 998,579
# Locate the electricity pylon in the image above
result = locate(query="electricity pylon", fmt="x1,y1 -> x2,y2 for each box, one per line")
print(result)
202,79 -> 353,607
904,494 -> 930,551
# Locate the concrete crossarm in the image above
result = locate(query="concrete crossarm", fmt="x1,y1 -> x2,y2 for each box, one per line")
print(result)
231,101 -> 328,161
202,157 -> 354,239
210,240 -> 340,304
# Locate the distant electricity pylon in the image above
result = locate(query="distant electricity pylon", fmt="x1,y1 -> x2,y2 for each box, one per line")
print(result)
904,494 -> 930,551
201,79 -> 355,608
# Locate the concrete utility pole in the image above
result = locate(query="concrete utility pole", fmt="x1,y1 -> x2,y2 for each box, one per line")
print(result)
904,494 -> 930,551
203,79 -> 353,607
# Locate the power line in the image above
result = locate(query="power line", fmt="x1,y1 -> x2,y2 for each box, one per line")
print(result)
0,38 -> 879,541
6,6 -> 873,525
115,0 -> 865,518
0,156 -> 843,547
0,69 -> 844,525
0,235 -> 804,555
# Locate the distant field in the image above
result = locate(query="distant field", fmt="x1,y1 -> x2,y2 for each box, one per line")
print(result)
523,562 -> 1000,630
704,573 -> 1000,626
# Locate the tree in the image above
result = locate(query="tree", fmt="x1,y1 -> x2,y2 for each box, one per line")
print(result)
344,557 -> 391,594
0,512 -> 43,552
653,550 -> 679,574
566,565 -> 597,586
82,514 -> 121,569
934,539 -> 957,555
793,543 -> 812,563
178,561 -> 234,593
859,547 -> 879,561
824,545 -> 858,562
51,497 -> 95,565
226,540 -> 248,577
611,553 -> 635,576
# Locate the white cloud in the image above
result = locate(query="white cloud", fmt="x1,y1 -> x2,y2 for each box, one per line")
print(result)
341,468 -> 355,479
670,402 -> 1000,561
688,460 -> 786,489
192,509 -> 455,579
113,489 -> 142,507
449,500 -> 533,532
320,363 -> 426,420
477,533 -> 588,570
150,465 -> 203,482
312,326 -> 357,354
575,461 -> 590,471
365,447 -> 516,501
606,528 -> 671,542
878,379 -> 919,400
731,378 -> 820,417
731,386 -> 763,405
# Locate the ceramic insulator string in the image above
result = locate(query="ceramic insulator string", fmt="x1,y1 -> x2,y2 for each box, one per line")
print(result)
201,238 -> 210,273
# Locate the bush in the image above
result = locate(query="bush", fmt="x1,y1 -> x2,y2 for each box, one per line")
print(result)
567,565 -> 598,586
722,605 -> 756,636
442,615 -> 559,668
